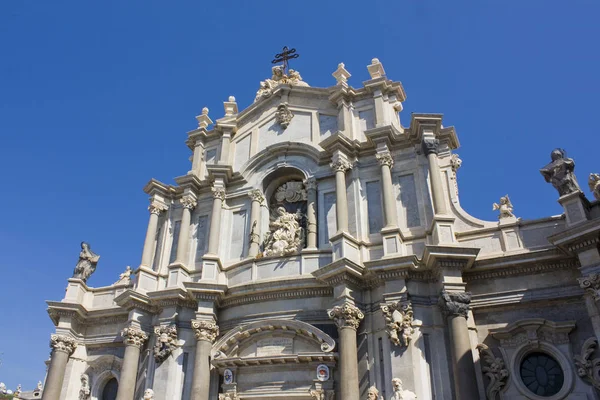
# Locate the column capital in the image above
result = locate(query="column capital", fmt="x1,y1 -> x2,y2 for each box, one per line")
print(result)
330,158 -> 353,173
248,189 -> 265,205
50,334 -> 77,355
439,291 -> 472,318
211,186 -> 226,201
579,273 -> 600,300
180,195 -> 197,210
328,303 -> 364,330
148,202 -> 168,215
121,327 -> 148,348
422,137 -> 440,156
191,320 -> 220,343
376,151 -> 394,168
304,177 -> 318,191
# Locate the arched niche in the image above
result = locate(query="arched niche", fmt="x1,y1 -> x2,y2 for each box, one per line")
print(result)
86,354 -> 122,400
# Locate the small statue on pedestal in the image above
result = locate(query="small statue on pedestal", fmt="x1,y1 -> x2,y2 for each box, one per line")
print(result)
72,242 -> 100,283
492,195 -> 515,219
114,266 -> 132,285
540,149 -> 580,196
390,378 -> 417,399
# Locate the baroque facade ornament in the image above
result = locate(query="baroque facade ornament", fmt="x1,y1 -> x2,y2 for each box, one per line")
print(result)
275,182 -> 307,203
390,378 -> 416,400
72,241 -> 100,283
330,158 -> 353,173
422,137 -> 439,156
493,195 -> 515,219
255,65 -> 309,102
540,148 -> 580,196
328,304 -> 364,330
50,334 -> 77,354
380,301 -> 414,347
439,291 -> 472,318
248,189 -> 266,205
366,386 -> 380,400
148,202 -> 167,215
153,325 -> 178,363
79,373 -> 91,400
376,151 -> 394,168
121,327 -> 148,348
211,186 -> 226,201
304,177 -> 317,191
477,344 -> 509,400
309,389 -> 335,400
579,273 -> 600,300
180,196 -> 197,210
574,337 -> 600,390
113,266 -> 132,285
589,173 -> 600,200
263,207 -> 303,257
191,320 -> 219,343
275,104 -> 294,129
450,153 -> 462,171
143,388 -> 155,400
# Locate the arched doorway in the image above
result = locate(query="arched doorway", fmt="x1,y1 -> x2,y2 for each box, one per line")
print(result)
101,378 -> 118,400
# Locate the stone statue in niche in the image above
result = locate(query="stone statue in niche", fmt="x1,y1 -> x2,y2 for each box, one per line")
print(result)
492,195 -> 515,219
79,374 -> 91,400
153,325 -> 178,363
540,148 -> 580,196
72,242 -> 100,283
389,378 -> 416,400
263,207 -> 303,256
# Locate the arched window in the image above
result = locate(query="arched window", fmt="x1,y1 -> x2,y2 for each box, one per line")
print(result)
101,378 -> 118,400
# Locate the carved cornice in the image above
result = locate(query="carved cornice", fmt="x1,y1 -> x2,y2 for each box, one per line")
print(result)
248,189 -> 265,205
477,344 -> 509,400
211,186 -> 226,201
121,327 -> 148,348
329,158 -> 353,173
574,337 -> 600,390
221,287 -> 332,308
568,236 -> 600,253
192,320 -> 220,343
180,196 -> 197,210
579,273 -> 600,300
464,259 -> 579,282
422,137 -> 440,156
328,303 -> 364,330
50,334 -> 77,355
380,301 -> 414,348
376,151 -> 394,168
439,291 -> 471,318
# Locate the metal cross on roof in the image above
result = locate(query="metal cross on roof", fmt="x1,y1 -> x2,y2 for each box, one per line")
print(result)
272,46 -> 299,75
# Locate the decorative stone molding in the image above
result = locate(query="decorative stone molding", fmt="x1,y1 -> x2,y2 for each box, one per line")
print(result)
574,337 -> 600,390
569,237 -> 600,253
328,303 -> 364,330
309,389 -> 335,400
589,173 -> 600,200
330,158 -> 353,173
191,320 -> 219,343
121,327 -> 148,348
274,182 -> 306,203
439,291 -> 471,318
153,325 -> 178,363
218,390 -> 240,400
180,196 -> 197,210
248,189 -> 265,205
376,151 -> 394,168
491,319 -> 575,348
578,273 -> 600,300
148,202 -> 167,215
276,104 -> 294,129
304,177 -> 317,191
422,137 -> 440,156
477,344 -> 509,400
50,334 -> 77,354
380,301 -> 414,347
211,186 -> 226,201
450,153 -> 462,171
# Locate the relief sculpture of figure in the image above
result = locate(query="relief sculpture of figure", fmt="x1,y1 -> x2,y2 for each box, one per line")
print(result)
263,207 -> 303,257
540,148 -> 580,196
79,374 -> 91,400
142,388 -> 154,400
390,378 -> 416,400
492,195 -> 515,219
72,242 -> 100,283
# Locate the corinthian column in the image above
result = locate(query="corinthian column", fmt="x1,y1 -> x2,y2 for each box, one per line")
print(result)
304,178 -> 318,248
141,202 -> 167,267
578,273 -> 600,341
439,291 -> 478,399
190,320 -> 220,400
247,190 -> 265,257
43,334 -> 77,400
207,186 -> 225,255
330,157 -> 353,235
422,137 -> 448,215
376,151 -> 398,229
115,327 -> 148,400
328,304 -> 363,400
175,195 -> 197,265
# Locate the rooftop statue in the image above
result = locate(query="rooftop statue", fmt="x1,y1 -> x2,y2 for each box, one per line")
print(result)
114,265 -> 132,285
540,148 -> 580,196
72,242 -> 100,283
589,173 -> 600,200
263,207 -> 303,257
255,65 -> 310,102
390,378 -> 417,400
492,195 -> 515,219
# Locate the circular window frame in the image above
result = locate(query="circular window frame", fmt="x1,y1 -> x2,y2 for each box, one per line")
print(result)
512,342 -> 573,400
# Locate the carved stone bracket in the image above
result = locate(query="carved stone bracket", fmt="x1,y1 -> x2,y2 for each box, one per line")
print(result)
579,273 -> 600,301
380,301 -> 414,347
192,320 -> 219,343
328,303 -> 364,330
422,137 -> 440,156
376,151 -> 394,168
330,158 -> 353,173
309,389 -> 335,400
276,104 -> 294,129
180,196 -> 197,210
153,325 -> 178,363
211,186 -> 226,201
121,327 -> 148,348
248,189 -> 265,205
50,334 -> 77,355
439,291 -> 472,318
574,337 -> 600,390
477,344 -> 509,400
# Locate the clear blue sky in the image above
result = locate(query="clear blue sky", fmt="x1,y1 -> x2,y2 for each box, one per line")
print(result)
1,0 -> 599,390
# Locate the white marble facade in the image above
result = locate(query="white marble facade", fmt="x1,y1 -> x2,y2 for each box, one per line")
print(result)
43,59 -> 600,400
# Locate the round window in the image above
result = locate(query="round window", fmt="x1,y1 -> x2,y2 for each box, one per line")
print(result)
520,352 -> 564,397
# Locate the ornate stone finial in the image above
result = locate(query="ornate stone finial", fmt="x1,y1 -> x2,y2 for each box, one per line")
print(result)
366,385 -> 380,400
228,96 -> 235,102
248,189 -> 266,205
492,195 -> 516,219
477,344 -> 509,400
578,273 -> 600,300
79,374 -> 91,400
153,325 -> 178,363
450,153 -> 462,171
330,158 -> 353,173
143,388 -> 155,400
380,301 -> 414,348
72,241 -> 100,283
211,186 -> 226,201
328,304 -> 364,330
367,58 -> 385,79
276,104 -> 294,129
224,96 -> 238,116
540,148 -> 580,196
304,177 -> 317,191
191,320 -> 219,343
422,137 -> 440,156
333,62 -> 351,86
148,201 -> 167,215
121,327 -> 148,348
195,107 -> 213,129
376,151 -> 394,168
574,337 -> 600,390
439,291 -> 472,319
114,266 -> 132,286
50,334 -> 77,354
589,173 -> 600,200
180,196 -> 197,210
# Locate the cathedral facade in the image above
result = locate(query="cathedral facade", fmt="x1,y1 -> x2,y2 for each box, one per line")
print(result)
43,58 -> 600,400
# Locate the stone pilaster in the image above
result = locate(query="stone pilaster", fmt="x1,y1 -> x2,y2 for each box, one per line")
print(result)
422,137 -> 448,215
304,178 -> 318,249
376,151 -> 398,230
43,334 -> 77,400
190,320 -> 220,400
247,189 -> 265,257
207,186 -> 226,255
115,327 -> 148,400
141,201 -> 167,267
175,195 -> 197,265
330,156 -> 352,235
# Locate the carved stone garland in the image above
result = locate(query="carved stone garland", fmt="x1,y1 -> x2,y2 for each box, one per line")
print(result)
380,301 -> 414,348
328,304 -> 364,330
191,320 -> 220,343
153,325 -> 178,363
574,337 -> 600,390
439,291 -> 472,318
477,344 -> 509,400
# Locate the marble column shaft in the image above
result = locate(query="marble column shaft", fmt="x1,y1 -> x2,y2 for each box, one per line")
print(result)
190,320 -> 219,400
175,196 -> 196,264
423,138 -> 448,215
329,304 -> 363,400
331,159 -> 352,234
43,335 -> 76,400
376,152 -> 398,228
208,187 -> 225,255
247,190 -> 264,257
305,178 -> 318,248
141,204 -> 165,267
116,328 -> 148,400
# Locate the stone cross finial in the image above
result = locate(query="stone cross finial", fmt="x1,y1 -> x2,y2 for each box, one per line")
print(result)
367,58 -> 386,79
195,107 -> 213,129
224,96 -> 238,116
333,62 -> 351,86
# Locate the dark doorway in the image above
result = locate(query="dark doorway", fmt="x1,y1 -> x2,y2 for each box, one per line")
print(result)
101,378 -> 118,400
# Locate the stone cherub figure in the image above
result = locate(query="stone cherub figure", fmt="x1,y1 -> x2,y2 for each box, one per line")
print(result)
492,195 -> 515,219
263,207 -> 303,257
390,378 -> 417,400
79,374 -> 91,400
72,242 -> 100,283
589,173 -> 600,200
540,148 -> 580,196
142,388 -> 154,400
